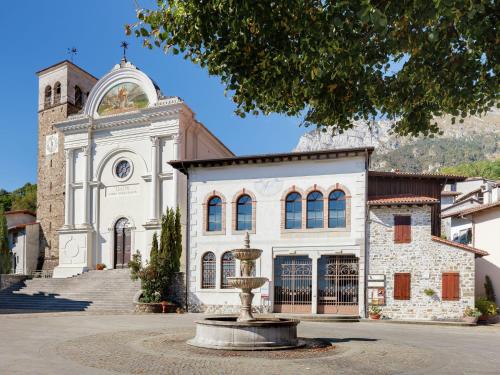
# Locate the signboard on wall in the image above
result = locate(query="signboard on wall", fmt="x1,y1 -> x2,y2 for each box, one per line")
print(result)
368,274 -> 386,305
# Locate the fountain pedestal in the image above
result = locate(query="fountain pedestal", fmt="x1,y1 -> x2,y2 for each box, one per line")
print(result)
188,233 -> 302,350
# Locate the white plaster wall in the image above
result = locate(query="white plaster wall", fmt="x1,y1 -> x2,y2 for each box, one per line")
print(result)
368,206 -> 475,320
472,209 -> 500,304
187,156 -> 367,313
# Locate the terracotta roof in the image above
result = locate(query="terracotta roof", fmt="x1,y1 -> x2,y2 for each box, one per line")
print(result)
444,201 -> 500,218
169,147 -> 374,174
441,191 -> 461,196
368,170 -> 467,181
368,195 -> 439,206
5,210 -> 36,217
431,236 -> 489,257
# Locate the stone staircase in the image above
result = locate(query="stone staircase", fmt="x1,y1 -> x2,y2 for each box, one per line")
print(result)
0,269 -> 141,312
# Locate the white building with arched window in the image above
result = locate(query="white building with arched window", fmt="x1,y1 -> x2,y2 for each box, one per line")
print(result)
51,59 -> 232,278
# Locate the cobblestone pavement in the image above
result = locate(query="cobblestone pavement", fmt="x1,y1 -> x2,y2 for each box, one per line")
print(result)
1,312 -> 499,375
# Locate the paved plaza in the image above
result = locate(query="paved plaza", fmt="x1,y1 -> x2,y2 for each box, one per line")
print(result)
1,312 -> 499,374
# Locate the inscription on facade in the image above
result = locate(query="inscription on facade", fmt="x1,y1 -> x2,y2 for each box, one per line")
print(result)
106,184 -> 139,197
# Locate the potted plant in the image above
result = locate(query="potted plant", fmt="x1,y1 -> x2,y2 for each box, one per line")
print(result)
463,306 -> 481,324
476,297 -> 498,323
96,263 -> 106,271
369,305 -> 382,320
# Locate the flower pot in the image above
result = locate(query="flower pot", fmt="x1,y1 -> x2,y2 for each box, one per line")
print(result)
463,316 -> 478,324
134,302 -> 163,313
369,313 -> 381,320
478,314 -> 489,323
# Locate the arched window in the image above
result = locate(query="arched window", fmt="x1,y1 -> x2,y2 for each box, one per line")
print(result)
285,192 -> 302,229
307,191 -> 324,228
236,194 -> 252,231
221,251 -> 235,288
328,190 -> 346,228
44,85 -> 52,108
53,82 -> 61,104
201,252 -> 216,289
207,196 -> 222,231
74,85 -> 83,108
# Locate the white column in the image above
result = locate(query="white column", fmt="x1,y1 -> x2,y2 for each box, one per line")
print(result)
310,253 -> 319,314
82,145 -> 90,226
63,149 -> 73,228
149,136 -> 159,223
172,134 -> 181,208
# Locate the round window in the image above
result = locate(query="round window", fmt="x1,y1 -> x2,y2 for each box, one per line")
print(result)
115,160 -> 131,179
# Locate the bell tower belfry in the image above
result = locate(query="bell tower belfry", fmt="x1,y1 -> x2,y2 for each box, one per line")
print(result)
36,60 -> 97,271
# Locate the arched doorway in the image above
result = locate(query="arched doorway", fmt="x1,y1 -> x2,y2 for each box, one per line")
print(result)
114,218 -> 131,269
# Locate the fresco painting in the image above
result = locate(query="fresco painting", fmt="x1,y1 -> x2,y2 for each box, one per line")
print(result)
97,82 -> 149,116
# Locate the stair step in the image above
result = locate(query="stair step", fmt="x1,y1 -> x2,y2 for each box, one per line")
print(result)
0,269 -> 141,312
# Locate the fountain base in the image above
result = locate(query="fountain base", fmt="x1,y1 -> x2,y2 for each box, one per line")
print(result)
188,316 -> 303,350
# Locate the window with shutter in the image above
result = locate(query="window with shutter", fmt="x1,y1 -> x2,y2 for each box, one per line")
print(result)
394,273 -> 411,300
394,215 -> 411,243
442,273 -> 460,301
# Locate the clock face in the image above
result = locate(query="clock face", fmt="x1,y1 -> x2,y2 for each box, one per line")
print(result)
115,160 -> 131,179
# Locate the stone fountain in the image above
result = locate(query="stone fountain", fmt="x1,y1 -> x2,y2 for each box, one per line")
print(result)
188,233 -> 302,350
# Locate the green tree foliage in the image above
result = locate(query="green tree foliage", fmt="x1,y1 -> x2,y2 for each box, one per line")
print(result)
128,1 -> 499,136
129,208 -> 182,302
441,158 -> 500,180
0,207 -> 11,274
0,183 -> 37,212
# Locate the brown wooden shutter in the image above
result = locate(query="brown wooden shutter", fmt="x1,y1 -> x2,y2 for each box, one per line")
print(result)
394,273 -> 411,300
394,215 -> 411,243
442,273 -> 460,301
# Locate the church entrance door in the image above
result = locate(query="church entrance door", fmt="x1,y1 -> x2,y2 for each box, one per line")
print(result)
114,218 -> 131,269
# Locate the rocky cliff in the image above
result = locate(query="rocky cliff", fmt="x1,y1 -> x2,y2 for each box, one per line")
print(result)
294,109 -> 500,173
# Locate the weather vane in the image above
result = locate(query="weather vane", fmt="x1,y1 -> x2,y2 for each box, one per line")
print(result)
67,47 -> 78,62
121,41 -> 129,62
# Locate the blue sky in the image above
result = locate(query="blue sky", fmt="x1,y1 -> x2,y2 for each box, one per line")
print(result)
0,0 -> 307,191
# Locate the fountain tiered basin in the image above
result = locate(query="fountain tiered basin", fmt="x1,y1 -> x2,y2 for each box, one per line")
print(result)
188,233 -> 302,350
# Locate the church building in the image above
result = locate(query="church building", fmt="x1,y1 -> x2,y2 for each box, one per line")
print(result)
36,58 -> 487,319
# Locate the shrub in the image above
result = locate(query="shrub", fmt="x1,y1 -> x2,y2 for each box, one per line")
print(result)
369,305 -> 382,315
475,298 -> 498,317
128,207 -> 182,303
464,306 -> 481,318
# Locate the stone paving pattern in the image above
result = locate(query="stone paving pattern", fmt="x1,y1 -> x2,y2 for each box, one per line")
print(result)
1,312 -> 499,374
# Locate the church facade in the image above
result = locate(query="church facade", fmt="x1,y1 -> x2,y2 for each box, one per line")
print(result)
37,59 -> 486,319
37,59 -> 232,278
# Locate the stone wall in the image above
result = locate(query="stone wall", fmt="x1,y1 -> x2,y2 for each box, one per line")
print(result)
0,275 -> 27,290
368,206 -> 475,320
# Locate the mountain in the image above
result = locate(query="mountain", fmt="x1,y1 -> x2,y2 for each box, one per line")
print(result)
294,109 -> 500,173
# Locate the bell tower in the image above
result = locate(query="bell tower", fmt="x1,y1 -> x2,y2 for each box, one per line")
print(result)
36,60 -> 97,271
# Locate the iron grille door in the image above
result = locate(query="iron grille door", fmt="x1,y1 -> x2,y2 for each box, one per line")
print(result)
274,256 -> 312,313
318,255 -> 359,314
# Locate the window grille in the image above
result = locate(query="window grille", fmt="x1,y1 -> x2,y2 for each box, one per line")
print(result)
202,252 -> 216,289
221,252 -> 235,288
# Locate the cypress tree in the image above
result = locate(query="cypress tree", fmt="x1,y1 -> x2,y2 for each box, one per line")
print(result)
0,206 -> 11,274
484,275 -> 496,302
150,232 -> 159,265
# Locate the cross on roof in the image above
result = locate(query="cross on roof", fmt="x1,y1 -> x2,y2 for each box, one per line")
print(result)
120,41 -> 129,62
